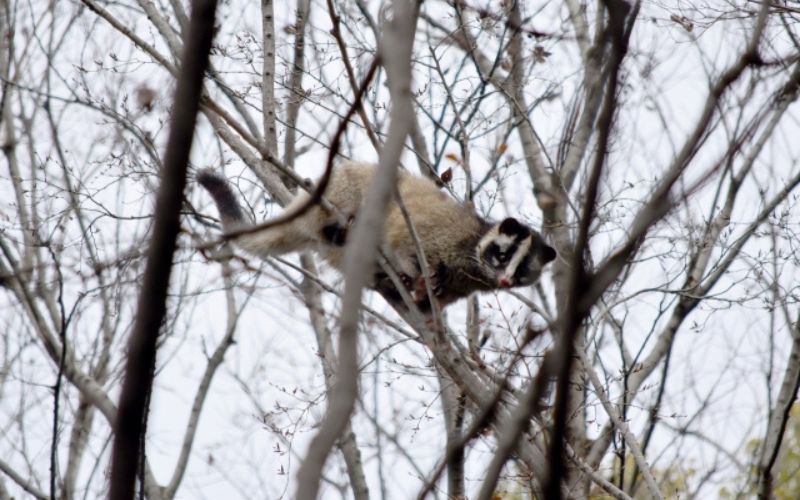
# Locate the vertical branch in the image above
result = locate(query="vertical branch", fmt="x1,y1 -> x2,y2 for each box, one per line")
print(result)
438,373 -> 465,499
61,399 -> 96,499
164,265 -> 241,498
284,0 -> 309,168
338,428 -> 370,500
108,0 -> 219,497
288,3 -> 370,492
475,349 -> 555,500
409,115 -> 435,178
295,1 -> 418,497
576,347 -> 663,499
545,0 -> 634,497
502,0 -> 560,216
0,0 -> 35,276
261,0 -> 278,154
756,314 -> 800,499
282,4 -> 372,496
47,245 -> 67,500
299,254 -> 370,500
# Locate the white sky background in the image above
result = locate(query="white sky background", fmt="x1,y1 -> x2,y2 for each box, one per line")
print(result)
1,0 -> 799,498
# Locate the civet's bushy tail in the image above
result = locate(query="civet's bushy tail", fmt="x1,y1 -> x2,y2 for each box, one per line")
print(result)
196,169 -> 248,228
196,169 -> 316,257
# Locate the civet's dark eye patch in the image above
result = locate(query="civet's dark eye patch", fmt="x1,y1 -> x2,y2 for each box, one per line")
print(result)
484,241 -> 516,266
512,253 -> 533,283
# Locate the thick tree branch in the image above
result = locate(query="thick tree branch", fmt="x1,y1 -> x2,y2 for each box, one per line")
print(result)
109,1 -> 219,497
294,2 -> 418,497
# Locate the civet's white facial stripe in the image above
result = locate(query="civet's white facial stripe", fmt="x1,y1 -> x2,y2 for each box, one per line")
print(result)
503,234 -> 532,280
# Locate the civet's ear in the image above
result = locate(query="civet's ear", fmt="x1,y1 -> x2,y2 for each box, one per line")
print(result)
540,244 -> 557,264
498,217 -> 528,237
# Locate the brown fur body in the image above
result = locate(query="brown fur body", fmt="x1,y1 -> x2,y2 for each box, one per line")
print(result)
198,161 -> 555,309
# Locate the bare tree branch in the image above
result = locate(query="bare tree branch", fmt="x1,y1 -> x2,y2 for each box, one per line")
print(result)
109,0 -> 219,497
0,457 -> 47,500
756,314 -> 800,499
576,346 -> 663,499
295,2 -> 418,497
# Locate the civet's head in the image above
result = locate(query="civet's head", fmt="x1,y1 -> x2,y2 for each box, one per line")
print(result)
477,217 -> 557,288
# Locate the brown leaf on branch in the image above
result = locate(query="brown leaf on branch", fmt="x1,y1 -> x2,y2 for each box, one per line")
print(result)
670,14 -> 694,32
440,167 -> 453,184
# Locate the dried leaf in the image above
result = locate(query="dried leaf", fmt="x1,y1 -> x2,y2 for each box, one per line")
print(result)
135,85 -> 156,112
445,153 -> 460,162
533,45 -> 551,63
670,14 -> 694,32
440,167 -> 453,184
497,143 -> 508,155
